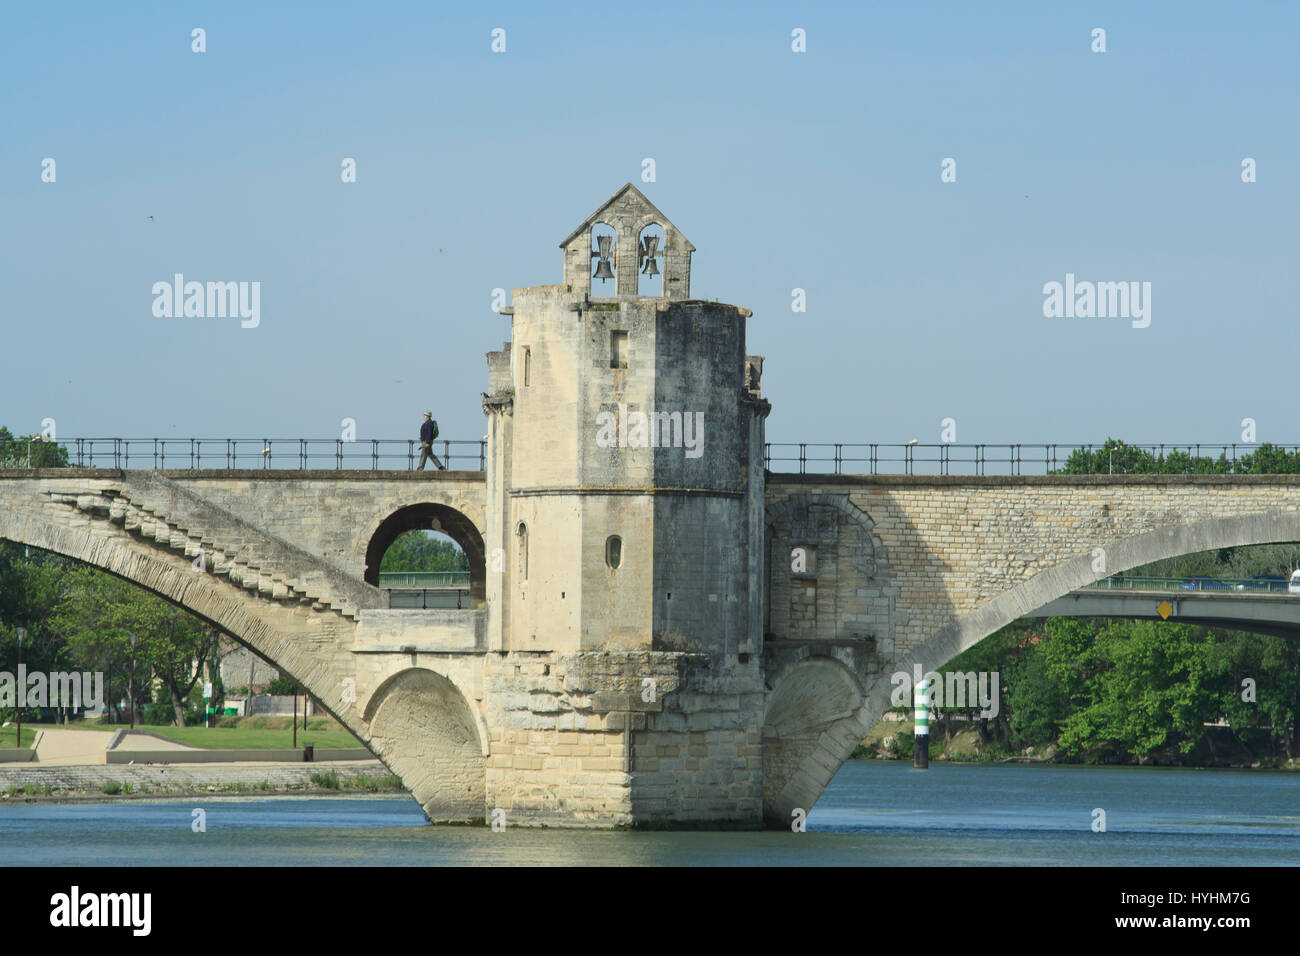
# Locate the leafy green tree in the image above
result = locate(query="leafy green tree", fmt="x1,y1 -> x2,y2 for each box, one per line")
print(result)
0,425 -> 69,468
379,531 -> 469,573
51,566 -> 218,726
0,544 -> 73,721
1005,647 -> 1069,748
1056,437 -> 1300,477
1202,630 -> 1299,758
1055,620 -> 1213,760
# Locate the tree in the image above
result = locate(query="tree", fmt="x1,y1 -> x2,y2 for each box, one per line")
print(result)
379,531 -> 469,573
1005,647 -> 1070,748
1055,437 -> 1300,477
1054,620 -> 1213,760
0,425 -> 69,469
51,567 -> 218,726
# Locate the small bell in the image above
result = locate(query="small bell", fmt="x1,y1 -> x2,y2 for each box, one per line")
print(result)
592,235 -> 615,283
639,235 -> 660,276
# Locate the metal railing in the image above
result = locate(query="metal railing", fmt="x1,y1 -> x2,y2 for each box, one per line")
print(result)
377,571 -> 472,588
385,588 -> 469,609
2,438 -> 487,471
7,438 -> 1300,476
1083,575 -> 1297,594
761,443 -> 1300,476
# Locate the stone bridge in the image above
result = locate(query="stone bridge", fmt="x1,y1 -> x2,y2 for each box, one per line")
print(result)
5,465 -> 1300,827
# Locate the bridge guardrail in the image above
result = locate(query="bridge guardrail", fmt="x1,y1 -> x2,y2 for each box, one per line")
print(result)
378,571 -> 471,588
2,438 -> 488,471
8,438 -> 1300,476
1083,575 -> 1295,594
761,443 -> 1300,476
385,587 -> 469,609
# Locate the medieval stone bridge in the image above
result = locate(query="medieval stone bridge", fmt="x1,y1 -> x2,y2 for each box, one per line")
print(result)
9,183 -> 1300,829
5,464 -> 1300,827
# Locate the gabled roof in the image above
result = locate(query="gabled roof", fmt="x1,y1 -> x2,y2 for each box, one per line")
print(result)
558,182 -> 695,251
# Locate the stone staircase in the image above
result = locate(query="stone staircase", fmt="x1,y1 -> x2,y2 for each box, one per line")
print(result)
46,473 -> 382,620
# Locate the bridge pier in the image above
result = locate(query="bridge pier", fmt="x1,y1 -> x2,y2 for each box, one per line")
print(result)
354,649 -> 767,827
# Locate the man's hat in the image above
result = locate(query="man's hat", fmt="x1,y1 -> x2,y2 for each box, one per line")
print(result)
424,411 -> 432,416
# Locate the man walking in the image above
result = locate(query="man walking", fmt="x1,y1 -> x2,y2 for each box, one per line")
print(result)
418,411 -> 444,471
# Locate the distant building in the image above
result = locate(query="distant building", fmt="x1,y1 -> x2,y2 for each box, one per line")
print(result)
217,637 -> 278,692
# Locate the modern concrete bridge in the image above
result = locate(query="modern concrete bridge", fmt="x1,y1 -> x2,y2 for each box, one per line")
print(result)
1028,585 -> 1300,640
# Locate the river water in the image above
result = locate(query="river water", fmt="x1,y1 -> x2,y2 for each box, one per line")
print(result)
2,761 -> 1297,866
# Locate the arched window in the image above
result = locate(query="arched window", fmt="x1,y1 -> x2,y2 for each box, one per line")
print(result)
606,535 -> 622,570
517,522 -> 528,582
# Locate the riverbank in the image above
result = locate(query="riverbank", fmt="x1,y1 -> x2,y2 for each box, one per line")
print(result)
0,760 -> 406,803
855,721 -> 1300,769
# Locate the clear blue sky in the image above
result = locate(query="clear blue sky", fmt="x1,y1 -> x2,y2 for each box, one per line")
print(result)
3,1 -> 1296,448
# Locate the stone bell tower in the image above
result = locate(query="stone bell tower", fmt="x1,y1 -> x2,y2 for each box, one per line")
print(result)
482,183 -> 770,657
477,184 -> 771,826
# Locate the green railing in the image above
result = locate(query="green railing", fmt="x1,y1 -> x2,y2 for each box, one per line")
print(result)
1082,575 -> 1295,594
377,571 -> 471,588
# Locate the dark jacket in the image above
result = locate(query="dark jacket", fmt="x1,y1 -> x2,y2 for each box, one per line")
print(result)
420,419 -> 434,444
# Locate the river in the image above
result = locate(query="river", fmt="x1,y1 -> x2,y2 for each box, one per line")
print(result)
2,761 -> 1297,866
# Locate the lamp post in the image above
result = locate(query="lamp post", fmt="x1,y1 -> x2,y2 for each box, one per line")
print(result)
15,628 -> 24,748
129,633 -> 137,731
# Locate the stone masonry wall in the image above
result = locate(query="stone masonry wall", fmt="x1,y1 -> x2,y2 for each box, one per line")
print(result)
769,474 -> 1300,670
483,651 -> 763,827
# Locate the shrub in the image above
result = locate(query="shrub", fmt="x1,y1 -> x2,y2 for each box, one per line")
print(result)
310,771 -> 340,789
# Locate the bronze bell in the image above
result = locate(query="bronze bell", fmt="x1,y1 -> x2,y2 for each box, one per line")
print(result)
639,235 -> 660,276
592,235 -> 615,283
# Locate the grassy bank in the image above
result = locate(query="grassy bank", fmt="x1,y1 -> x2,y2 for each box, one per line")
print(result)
40,715 -> 366,751
0,727 -> 36,749
129,723 -> 366,751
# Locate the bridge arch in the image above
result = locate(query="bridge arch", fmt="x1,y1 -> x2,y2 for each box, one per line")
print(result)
764,506 -> 1300,827
362,667 -> 487,823
0,508 -> 360,730
363,503 -> 486,608
906,508 -> 1300,682
761,654 -> 868,826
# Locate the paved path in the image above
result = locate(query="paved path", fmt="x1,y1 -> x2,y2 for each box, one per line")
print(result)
32,728 -> 114,766
113,731 -> 201,752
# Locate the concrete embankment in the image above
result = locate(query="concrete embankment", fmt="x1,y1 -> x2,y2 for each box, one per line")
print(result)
0,727 -> 403,800
0,760 -> 400,801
